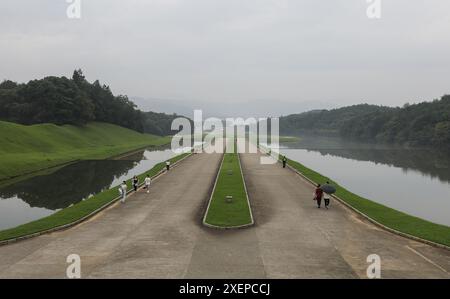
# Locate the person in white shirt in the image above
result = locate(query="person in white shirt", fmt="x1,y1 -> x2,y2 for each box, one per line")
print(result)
119,181 -> 127,203
166,161 -> 171,171
144,175 -> 151,193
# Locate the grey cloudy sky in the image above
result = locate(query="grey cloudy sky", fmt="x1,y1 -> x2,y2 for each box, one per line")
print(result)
1,0 -> 450,116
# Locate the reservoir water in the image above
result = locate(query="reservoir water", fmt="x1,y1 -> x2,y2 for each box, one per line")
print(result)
0,148 -> 177,231
278,136 -> 450,226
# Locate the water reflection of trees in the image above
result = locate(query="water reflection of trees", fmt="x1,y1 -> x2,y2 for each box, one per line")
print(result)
314,148 -> 450,183
0,159 -> 139,210
284,136 -> 450,183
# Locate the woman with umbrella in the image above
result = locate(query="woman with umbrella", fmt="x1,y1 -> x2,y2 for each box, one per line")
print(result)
320,181 -> 336,209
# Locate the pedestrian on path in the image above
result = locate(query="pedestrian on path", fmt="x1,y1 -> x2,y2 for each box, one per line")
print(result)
132,175 -> 139,192
144,174 -> 151,193
323,181 -> 333,209
166,160 -> 171,171
314,184 -> 323,208
282,156 -> 287,168
119,181 -> 127,203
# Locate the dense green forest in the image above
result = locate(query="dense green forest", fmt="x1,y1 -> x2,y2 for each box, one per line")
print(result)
0,70 -> 184,136
280,95 -> 450,148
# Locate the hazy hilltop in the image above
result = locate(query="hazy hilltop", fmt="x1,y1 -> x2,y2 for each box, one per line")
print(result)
0,70 -> 185,136
132,96 -> 335,119
280,96 -> 450,149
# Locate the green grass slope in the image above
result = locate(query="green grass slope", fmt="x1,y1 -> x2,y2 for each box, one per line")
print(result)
0,121 -> 171,181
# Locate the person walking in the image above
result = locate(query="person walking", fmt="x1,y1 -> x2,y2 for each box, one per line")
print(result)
314,184 -> 323,208
132,175 -> 139,192
282,156 -> 287,168
119,181 -> 127,203
323,181 -> 332,209
144,174 -> 151,194
166,160 -> 171,171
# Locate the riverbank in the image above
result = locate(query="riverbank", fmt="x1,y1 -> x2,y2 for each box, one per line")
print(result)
0,152 -> 190,243
0,121 -> 171,181
270,148 -> 450,248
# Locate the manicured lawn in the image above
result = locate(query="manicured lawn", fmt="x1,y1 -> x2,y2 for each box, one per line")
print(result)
0,121 -> 171,181
204,145 -> 253,228
0,153 -> 190,242
283,156 -> 450,247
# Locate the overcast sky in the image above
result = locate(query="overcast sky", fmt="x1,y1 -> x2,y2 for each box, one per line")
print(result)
1,0 -> 450,116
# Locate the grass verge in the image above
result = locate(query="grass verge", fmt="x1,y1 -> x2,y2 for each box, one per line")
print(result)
0,153 -> 190,243
277,152 -> 450,248
204,145 -> 253,228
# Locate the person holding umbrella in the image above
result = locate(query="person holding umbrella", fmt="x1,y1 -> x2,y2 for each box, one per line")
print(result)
320,181 -> 336,209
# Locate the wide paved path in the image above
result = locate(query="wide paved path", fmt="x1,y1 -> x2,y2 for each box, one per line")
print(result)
0,152 -> 449,278
240,152 -> 450,278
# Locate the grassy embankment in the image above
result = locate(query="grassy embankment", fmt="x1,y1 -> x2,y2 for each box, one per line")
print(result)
0,121 -> 171,181
0,152 -> 190,242
204,140 -> 253,228
271,149 -> 450,247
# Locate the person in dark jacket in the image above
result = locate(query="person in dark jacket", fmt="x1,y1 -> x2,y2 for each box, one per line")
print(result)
132,176 -> 139,192
314,184 -> 323,208
282,156 -> 287,168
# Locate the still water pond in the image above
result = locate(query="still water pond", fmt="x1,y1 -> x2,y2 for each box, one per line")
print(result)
0,149 -> 177,231
279,136 -> 450,226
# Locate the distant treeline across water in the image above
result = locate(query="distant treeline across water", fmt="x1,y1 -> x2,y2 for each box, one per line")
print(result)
280,95 -> 450,149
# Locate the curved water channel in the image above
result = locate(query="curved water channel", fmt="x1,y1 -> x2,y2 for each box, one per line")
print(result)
278,136 -> 450,226
0,148 -> 177,231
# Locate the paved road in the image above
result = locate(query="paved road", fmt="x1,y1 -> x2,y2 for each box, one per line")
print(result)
240,152 -> 450,278
0,152 -> 449,278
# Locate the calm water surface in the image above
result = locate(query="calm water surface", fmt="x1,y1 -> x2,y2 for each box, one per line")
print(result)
0,149 -> 177,230
278,136 -> 450,226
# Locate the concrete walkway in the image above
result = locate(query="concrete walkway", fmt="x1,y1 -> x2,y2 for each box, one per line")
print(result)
240,152 -> 450,278
0,152 -> 449,278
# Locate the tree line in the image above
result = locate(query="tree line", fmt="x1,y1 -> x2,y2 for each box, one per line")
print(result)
0,70 -> 184,136
280,96 -> 450,148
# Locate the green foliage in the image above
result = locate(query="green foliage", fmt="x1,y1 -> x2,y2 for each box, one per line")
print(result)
280,96 -> 450,148
142,111 -> 186,136
0,70 -> 186,135
0,120 -> 170,180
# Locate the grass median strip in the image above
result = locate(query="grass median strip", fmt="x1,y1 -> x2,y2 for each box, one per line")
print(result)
0,152 -> 190,243
204,148 -> 253,228
276,152 -> 450,248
